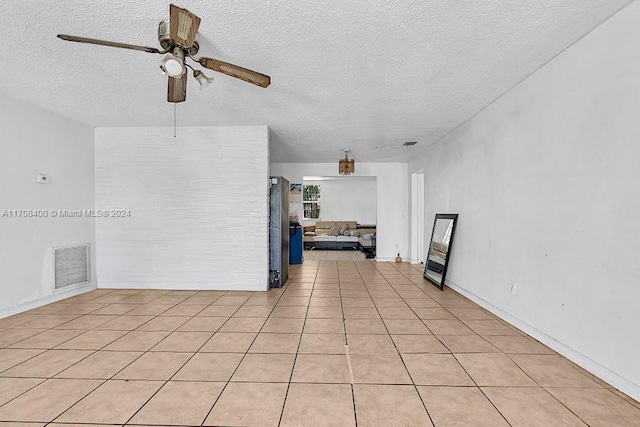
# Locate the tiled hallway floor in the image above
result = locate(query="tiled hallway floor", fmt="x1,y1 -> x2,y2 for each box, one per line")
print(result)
303,249 -> 368,261
0,261 -> 639,426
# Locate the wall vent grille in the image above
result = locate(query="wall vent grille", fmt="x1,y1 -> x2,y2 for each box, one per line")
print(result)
54,244 -> 90,289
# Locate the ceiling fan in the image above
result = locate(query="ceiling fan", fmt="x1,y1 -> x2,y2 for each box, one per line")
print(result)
57,4 -> 270,103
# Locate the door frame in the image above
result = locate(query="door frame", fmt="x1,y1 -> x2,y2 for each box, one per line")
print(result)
410,169 -> 425,264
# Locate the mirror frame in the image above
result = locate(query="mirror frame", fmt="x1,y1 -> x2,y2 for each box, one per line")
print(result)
423,213 -> 459,290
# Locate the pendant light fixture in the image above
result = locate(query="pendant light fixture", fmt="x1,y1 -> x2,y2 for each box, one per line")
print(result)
339,149 -> 355,175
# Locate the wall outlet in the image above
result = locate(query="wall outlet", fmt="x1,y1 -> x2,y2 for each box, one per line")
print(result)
510,282 -> 517,295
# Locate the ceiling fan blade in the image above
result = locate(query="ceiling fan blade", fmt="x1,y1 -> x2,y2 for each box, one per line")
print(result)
57,34 -> 161,54
198,57 -> 271,88
167,74 -> 187,103
170,4 -> 201,49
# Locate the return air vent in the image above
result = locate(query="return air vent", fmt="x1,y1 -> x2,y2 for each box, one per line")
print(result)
403,141 -> 418,146
54,244 -> 90,289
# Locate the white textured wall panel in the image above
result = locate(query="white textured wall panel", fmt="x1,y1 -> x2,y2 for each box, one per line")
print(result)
302,178 -> 377,226
409,2 -> 640,400
95,126 -> 269,291
0,92 -> 96,318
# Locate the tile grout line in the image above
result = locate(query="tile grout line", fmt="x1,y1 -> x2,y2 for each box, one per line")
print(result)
0,290 -> 153,411
394,262 -> 518,426
121,293 -> 250,426
2,264 -> 637,425
344,261 -> 359,427
535,387 -> 593,426
53,291 -> 232,384
337,260 -> 359,427
0,377 -> 46,412
492,346 -> 595,425
4,289 -> 186,352
497,351 -> 597,426
195,291 -> 284,425
196,283 -> 290,427
46,290 -> 234,425
355,260 -> 437,426
448,352 -> 513,426
275,262 -> 318,427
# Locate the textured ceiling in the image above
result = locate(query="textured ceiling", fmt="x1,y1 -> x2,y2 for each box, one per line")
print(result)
0,0 -> 631,162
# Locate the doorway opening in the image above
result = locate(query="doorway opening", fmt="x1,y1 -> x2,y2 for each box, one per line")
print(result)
298,175 -> 377,261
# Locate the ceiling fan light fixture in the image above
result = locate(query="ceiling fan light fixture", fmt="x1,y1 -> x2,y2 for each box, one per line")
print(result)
57,4 -> 272,104
161,50 -> 185,77
193,70 -> 214,89
339,150 -> 355,175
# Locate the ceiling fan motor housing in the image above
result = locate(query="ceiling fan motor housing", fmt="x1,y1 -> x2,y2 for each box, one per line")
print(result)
158,20 -> 199,55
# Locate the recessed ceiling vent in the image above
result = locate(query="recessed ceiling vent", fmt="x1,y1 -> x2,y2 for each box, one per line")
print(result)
403,141 -> 418,146
54,244 -> 90,290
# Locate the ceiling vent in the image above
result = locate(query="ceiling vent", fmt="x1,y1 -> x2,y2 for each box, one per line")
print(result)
54,244 -> 90,290
403,141 -> 418,147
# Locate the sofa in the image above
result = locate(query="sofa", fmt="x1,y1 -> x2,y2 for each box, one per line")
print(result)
358,227 -> 377,258
426,241 -> 447,273
304,221 -> 376,257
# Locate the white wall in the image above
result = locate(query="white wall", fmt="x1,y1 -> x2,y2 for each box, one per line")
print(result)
0,92 -> 96,317
409,2 -> 640,400
95,126 -> 270,291
271,163 -> 408,261
303,178 -> 377,225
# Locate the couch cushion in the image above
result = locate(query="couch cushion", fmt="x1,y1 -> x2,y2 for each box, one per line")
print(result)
336,236 -> 359,242
336,221 -> 357,229
314,221 -> 333,236
359,237 -> 375,247
314,235 -> 337,242
358,236 -> 376,248
329,226 -> 342,236
315,221 -> 337,229
358,228 -> 376,235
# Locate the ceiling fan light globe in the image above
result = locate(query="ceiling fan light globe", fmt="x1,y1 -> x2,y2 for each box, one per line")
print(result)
162,53 -> 185,77
193,70 -> 214,89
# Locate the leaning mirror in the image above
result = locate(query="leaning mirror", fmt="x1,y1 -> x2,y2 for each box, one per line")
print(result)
424,214 -> 459,290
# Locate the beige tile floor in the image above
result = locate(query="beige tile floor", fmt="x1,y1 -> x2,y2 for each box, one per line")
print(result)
303,248 -> 367,261
0,261 -> 639,426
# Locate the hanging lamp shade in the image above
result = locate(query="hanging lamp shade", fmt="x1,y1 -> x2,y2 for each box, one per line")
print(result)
339,150 -> 355,175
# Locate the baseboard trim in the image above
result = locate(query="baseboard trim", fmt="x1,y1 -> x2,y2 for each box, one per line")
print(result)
97,284 -> 269,292
0,283 -> 96,320
446,280 -> 640,402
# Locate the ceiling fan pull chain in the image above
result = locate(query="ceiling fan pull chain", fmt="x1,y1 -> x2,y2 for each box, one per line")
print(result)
174,103 -> 177,138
